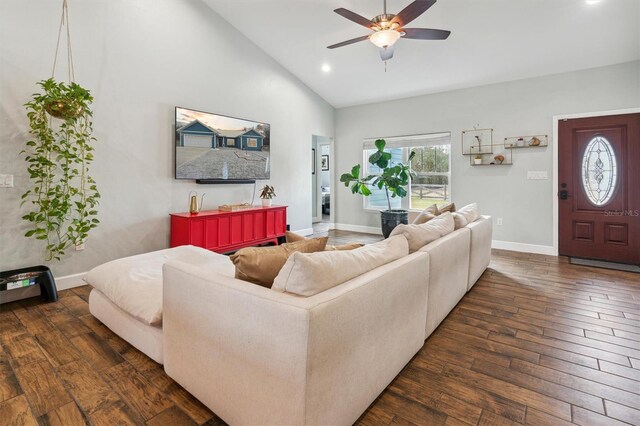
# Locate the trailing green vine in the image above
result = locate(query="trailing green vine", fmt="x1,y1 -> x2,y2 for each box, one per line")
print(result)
21,78 -> 100,261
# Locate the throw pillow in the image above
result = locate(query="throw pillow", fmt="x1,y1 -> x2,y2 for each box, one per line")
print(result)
230,237 -> 328,287
437,202 -> 456,214
456,202 -> 480,224
389,212 -> 455,252
272,235 -> 409,297
285,231 -> 363,251
285,231 -> 307,243
412,204 -> 439,224
451,212 -> 469,230
325,243 -> 365,251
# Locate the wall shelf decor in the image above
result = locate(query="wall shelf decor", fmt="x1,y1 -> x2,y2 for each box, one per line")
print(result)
504,134 -> 548,149
462,128 -> 493,156
469,143 -> 512,166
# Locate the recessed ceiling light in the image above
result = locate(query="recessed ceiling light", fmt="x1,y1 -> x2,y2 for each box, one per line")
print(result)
585,0 -> 601,5
321,64 -> 331,73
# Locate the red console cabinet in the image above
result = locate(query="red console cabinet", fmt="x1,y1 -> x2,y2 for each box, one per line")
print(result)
170,205 -> 287,253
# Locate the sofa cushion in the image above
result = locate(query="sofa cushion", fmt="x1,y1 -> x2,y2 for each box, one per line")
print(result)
85,245 -> 233,325
437,202 -> 456,214
456,202 -> 480,224
230,237 -> 328,288
272,235 -> 409,297
412,204 -> 439,224
389,212 -> 455,253
451,212 -> 469,229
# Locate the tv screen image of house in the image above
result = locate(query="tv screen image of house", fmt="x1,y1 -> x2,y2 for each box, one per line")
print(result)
175,107 -> 270,180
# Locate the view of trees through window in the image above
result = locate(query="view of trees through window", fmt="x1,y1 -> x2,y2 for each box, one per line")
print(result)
363,139 -> 451,211
410,145 -> 451,209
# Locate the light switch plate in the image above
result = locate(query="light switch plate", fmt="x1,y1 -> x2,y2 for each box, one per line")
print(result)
527,171 -> 548,180
0,174 -> 13,188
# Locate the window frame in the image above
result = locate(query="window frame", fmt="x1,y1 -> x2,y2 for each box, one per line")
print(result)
362,133 -> 452,212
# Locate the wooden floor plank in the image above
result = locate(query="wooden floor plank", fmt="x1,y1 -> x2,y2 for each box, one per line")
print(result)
88,399 -> 144,426
69,332 -> 124,371
524,407 -> 574,426
389,375 -> 482,425
488,331 -> 600,369
443,363 -> 573,421
12,361 -> 72,417
34,330 -> 79,368
571,405 -> 631,426
0,348 -> 21,403
599,359 -> 640,381
404,365 -> 527,423
0,394 -> 38,426
604,399 -> 640,425
510,358 -> 639,410
538,355 -> 640,395
513,330 -> 631,367
56,360 -> 121,414
38,401 -> 87,426
146,405 -> 197,426
471,359 -> 605,414
103,362 -> 173,421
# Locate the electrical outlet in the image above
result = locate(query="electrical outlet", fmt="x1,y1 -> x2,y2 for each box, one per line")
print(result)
75,243 -> 86,251
0,174 -> 13,188
497,218 -> 503,226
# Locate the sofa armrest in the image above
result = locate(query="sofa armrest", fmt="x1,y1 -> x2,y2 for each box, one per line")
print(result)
163,261 -> 311,425
419,228 -> 471,337
163,251 -> 429,425
467,215 -> 493,290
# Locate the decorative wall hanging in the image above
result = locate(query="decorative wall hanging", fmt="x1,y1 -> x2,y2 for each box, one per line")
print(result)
21,0 -> 100,261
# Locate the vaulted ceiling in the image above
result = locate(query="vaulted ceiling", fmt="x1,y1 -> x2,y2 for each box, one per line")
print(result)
203,0 -> 640,108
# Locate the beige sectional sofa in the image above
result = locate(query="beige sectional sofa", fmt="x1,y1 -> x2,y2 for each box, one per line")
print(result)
85,208 -> 492,425
159,214 -> 492,425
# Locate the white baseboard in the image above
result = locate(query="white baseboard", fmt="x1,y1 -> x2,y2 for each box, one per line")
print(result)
334,223 -> 383,235
492,240 -> 557,256
293,227 -> 314,236
55,272 -> 87,290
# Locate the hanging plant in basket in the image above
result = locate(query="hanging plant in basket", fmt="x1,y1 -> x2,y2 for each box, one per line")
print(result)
21,0 -> 100,261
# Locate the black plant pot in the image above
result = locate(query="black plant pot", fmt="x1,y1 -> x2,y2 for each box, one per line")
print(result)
380,209 -> 408,238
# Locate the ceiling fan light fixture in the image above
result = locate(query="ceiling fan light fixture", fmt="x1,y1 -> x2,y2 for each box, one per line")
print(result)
370,29 -> 401,48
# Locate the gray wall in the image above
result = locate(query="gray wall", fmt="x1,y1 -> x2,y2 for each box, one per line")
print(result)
335,61 -> 640,248
0,0 -> 334,276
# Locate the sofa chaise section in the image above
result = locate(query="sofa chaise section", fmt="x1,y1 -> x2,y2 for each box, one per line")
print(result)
162,251 -> 430,426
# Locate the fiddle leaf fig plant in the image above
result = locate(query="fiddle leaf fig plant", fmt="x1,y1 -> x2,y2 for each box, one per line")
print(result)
21,78 -> 100,261
340,139 -> 415,211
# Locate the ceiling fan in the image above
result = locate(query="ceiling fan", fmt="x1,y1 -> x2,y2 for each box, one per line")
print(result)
327,0 -> 451,62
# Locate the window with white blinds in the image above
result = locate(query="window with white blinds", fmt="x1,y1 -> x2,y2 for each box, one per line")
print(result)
363,132 -> 452,211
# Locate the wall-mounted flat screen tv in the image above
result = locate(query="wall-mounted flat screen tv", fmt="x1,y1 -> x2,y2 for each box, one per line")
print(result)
175,106 -> 270,182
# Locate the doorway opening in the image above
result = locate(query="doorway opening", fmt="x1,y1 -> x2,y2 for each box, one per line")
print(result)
311,135 -> 333,234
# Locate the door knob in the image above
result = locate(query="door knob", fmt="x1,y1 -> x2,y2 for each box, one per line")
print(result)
559,189 -> 569,200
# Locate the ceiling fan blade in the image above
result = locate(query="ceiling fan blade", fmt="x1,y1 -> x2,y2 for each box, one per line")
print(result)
392,0 -> 437,27
334,8 -> 377,29
402,28 -> 451,40
379,45 -> 395,61
327,35 -> 370,49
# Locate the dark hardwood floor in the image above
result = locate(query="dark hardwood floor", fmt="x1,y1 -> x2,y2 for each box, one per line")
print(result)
1,237 -> 639,425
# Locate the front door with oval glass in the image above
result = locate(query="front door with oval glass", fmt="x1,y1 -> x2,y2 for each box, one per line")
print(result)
558,113 -> 640,264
